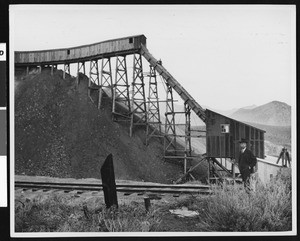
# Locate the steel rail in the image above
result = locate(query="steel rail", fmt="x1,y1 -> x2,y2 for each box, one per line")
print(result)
15,181 -> 211,195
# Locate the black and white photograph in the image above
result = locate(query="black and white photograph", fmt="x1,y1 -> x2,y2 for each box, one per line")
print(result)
9,4 -> 296,237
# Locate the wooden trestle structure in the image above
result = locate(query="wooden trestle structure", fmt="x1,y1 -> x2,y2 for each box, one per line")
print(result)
15,35 -> 265,183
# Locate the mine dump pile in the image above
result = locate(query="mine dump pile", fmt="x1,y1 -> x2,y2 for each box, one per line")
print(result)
15,69 -> 184,183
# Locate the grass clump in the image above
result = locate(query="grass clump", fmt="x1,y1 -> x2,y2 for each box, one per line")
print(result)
165,169 -> 292,232
198,169 -> 292,231
97,203 -> 162,232
15,195 -> 162,232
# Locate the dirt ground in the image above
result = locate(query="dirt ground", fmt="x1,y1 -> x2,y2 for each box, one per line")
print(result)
15,69 -> 187,184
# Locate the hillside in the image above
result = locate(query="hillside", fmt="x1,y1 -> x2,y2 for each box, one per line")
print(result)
15,69 -> 184,184
230,101 -> 291,126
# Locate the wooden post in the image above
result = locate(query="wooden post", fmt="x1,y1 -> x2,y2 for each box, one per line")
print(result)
88,61 -> 92,98
100,154 -> 118,209
26,66 -> 29,76
76,62 -> 80,87
277,148 -> 283,165
51,65 -> 54,76
232,162 -> 235,180
144,196 -> 151,212
98,90 -> 103,109
282,148 -> 286,167
63,64 -> 66,79
184,103 -> 191,175
207,158 -> 210,184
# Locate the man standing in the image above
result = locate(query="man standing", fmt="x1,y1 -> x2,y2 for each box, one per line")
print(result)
238,138 -> 257,192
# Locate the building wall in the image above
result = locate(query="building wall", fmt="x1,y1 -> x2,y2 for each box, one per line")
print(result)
256,158 -> 283,184
206,109 -> 265,159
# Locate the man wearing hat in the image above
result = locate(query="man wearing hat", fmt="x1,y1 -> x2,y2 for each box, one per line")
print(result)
238,138 -> 257,192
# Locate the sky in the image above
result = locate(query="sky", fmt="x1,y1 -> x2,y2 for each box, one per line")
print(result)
10,5 -> 295,111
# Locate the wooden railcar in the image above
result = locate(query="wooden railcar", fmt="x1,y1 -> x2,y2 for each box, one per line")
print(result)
15,35 -> 147,66
206,109 -> 265,159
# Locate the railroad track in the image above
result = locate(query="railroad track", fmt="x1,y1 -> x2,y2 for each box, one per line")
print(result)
15,181 -> 211,196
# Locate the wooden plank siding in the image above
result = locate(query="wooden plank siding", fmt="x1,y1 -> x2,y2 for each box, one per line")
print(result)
205,109 -> 265,159
15,35 -> 147,66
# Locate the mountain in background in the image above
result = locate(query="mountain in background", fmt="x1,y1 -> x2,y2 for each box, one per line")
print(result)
199,105 -> 257,117
201,105 -> 237,117
240,104 -> 257,110
230,101 -> 291,126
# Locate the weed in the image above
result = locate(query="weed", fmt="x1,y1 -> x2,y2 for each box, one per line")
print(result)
15,194 -> 162,232
97,204 -> 162,232
197,172 -> 292,231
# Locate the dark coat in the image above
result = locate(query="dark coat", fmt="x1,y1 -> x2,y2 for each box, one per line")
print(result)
238,148 -> 257,174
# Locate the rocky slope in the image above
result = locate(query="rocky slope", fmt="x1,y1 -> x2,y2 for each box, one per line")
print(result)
15,69 -> 184,183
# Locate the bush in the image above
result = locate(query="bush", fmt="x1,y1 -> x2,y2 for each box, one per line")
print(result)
197,173 -> 292,231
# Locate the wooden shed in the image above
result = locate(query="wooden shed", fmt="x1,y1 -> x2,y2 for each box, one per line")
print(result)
205,109 -> 265,159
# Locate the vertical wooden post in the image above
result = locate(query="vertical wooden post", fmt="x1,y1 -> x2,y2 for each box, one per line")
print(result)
184,103 -> 191,174
76,62 -> 85,87
100,154 -> 118,209
207,158 -> 211,184
89,60 -> 99,99
98,58 -> 104,109
51,65 -> 54,76
88,61 -> 92,98
164,82 -> 177,157
282,148 -> 286,166
144,196 -> 151,212
232,162 -> 235,180
63,64 -> 66,79
76,62 -> 80,87
146,65 -> 161,145
26,66 -> 29,76
130,54 -> 147,137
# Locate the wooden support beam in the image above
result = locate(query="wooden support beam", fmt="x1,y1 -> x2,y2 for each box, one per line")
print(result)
146,66 -> 162,145
207,159 -> 211,184
164,156 -> 203,160
164,82 -> 177,156
130,53 -> 147,137
175,157 -> 206,184
63,66 -> 66,79
98,57 -> 113,109
164,134 -> 205,138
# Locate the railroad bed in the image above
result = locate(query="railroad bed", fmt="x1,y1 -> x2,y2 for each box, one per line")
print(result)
15,175 -> 211,197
